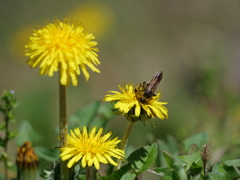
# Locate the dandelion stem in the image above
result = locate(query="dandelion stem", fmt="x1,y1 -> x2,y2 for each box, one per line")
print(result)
59,80 -> 69,180
120,121 -> 135,150
86,166 -> 92,180
116,121 -> 135,170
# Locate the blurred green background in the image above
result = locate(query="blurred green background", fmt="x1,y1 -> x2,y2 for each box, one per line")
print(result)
1,0 -> 240,174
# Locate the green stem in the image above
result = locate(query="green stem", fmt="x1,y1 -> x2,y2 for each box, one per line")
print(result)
86,166 -> 92,180
4,111 -> 9,180
59,82 -> 69,180
115,121 -> 135,170
4,161 -> 8,180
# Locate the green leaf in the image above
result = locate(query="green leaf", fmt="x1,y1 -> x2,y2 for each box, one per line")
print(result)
98,102 -> 115,119
162,151 -> 174,167
7,111 -> 15,120
120,172 -> 136,180
69,101 -> 100,127
222,164 -> 240,179
223,159 -> 240,167
207,173 -> 225,180
35,147 -> 59,162
127,143 -> 157,174
166,134 -> 179,154
208,160 -> 240,180
53,162 -> 60,180
156,136 -> 182,168
90,102 -> 115,128
178,151 -> 203,171
187,144 -> 199,155
156,140 -> 170,167
189,174 -> 201,180
212,162 -> 226,173
163,169 -> 180,180
8,131 -> 18,139
0,173 -> 5,180
0,122 -> 5,130
0,137 -> 5,147
154,167 -> 169,176
162,151 -> 188,180
182,132 -> 207,152
16,121 -> 42,146
98,163 -> 132,180
190,162 -> 204,177
162,169 -> 173,180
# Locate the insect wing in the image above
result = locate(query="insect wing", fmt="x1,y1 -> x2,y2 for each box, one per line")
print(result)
146,71 -> 163,95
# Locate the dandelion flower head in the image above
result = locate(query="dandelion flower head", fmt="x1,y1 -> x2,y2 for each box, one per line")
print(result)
60,126 -> 125,169
16,141 -> 39,170
25,19 -> 100,86
103,82 -> 168,125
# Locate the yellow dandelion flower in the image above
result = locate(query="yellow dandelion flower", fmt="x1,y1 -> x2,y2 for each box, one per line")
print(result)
25,19 -> 100,86
60,126 -> 125,170
103,83 -> 168,125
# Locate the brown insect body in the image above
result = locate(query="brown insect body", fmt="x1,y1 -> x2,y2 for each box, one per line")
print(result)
144,71 -> 163,98
135,71 -> 163,103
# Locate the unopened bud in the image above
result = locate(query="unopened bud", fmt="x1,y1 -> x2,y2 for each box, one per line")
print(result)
16,141 -> 39,180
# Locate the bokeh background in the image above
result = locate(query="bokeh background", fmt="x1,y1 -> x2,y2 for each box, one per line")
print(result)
1,0 -> 240,177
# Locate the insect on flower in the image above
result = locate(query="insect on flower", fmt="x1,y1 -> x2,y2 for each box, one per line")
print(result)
135,71 -> 163,103
103,70 -> 168,122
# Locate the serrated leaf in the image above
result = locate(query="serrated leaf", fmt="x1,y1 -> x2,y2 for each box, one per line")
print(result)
162,151 -> 188,180
178,151 -> 202,171
182,132 -> 207,152
16,121 -> 42,145
35,147 -> 59,162
128,143 -> 157,174
120,172 -> 136,180
98,163 -> 132,180
69,101 -> 100,127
